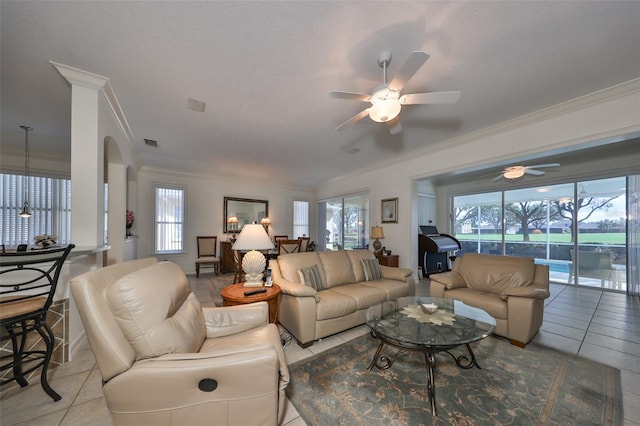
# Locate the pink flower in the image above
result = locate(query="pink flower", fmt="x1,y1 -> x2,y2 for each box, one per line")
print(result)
126,210 -> 135,226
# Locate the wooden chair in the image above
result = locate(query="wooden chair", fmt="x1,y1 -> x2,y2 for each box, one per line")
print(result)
195,236 -> 220,277
277,239 -> 302,255
0,244 -> 75,401
233,250 -> 244,283
273,235 -> 288,245
298,237 -> 310,252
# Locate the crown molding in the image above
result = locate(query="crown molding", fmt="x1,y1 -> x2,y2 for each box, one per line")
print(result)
50,61 -> 138,159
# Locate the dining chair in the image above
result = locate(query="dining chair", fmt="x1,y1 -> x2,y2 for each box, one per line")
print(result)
273,235 -> 288,245
195,236 -> 220,277
298,237 -> 310,252
0,244 -> 75,401
277,239 -> 302,255
233,250 -> 244,283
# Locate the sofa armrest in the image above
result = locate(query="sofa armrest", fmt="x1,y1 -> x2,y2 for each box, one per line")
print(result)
500,286 -> 550,301
276,277 -> 319,300
202,302 -> 268,338
380,265 -> 413,281
429,271 -> 467,289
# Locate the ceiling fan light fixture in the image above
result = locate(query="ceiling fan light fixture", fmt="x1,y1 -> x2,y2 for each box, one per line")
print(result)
369,99 -> 401,123
503,166 -> 525,179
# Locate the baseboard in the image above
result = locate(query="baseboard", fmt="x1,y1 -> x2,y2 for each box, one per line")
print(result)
69,331 -> 88,360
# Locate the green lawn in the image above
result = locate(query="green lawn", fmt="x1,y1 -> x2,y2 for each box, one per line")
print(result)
455,233 -> 626,245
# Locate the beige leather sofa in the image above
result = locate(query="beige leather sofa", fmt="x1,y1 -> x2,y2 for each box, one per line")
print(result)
429,253 -> 550,347
270,249 -> 415,347
70,258 -> 289,426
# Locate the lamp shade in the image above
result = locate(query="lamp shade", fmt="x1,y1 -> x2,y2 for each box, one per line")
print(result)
503,166 -> 525,179
232,224 -> 274,251
371,226 -> 385,239
369,99 -> 401,123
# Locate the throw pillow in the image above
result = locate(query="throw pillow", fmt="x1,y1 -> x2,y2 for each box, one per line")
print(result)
361,258 -> 382,281
298,265 -> 325,290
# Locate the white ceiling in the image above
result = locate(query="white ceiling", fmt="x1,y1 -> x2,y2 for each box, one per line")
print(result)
2,1 -> 639,188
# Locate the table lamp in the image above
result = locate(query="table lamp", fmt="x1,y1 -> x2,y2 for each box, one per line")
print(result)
371,226 -> 385,252
232,223 -> 275,287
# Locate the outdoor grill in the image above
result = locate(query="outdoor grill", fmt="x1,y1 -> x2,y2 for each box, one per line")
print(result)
418,225 -> 461,276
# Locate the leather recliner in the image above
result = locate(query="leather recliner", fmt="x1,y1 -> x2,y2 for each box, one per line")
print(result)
70,258 -> 289,426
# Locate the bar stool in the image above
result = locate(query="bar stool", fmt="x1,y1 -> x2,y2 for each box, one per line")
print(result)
0,244 -> 74,401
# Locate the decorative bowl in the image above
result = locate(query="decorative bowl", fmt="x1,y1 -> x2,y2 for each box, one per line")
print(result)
420,303 -> 438,314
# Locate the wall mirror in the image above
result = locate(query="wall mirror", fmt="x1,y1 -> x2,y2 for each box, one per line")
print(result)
224,197 -> 269,233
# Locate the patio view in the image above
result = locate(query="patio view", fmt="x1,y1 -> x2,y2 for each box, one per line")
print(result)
453,177 -> 629,292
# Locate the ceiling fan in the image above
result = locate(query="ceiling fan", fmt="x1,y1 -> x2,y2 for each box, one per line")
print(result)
493,163 -> 561,181
329,51 -> 461,135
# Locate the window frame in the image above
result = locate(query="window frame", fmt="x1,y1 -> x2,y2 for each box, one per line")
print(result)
292,199 -> 310,239
153,183 -> 186,254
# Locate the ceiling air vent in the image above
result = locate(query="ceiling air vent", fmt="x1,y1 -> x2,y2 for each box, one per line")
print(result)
187,98 -> 206,112
144,138 -> 158,148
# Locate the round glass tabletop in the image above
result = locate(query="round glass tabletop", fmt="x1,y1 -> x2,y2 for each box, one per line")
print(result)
365,296 -> 496,349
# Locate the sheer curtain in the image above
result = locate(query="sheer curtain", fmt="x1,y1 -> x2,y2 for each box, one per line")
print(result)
0,173 -> 72,246
628,175 -> 640,296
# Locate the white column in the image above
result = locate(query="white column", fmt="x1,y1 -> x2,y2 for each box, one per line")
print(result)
51,63 -> 109,249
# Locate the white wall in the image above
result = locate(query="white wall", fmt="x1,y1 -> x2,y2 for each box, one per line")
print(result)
316,81 -> 640,273
136,167 -> 315,273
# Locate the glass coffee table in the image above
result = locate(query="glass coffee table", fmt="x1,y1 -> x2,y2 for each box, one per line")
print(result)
365,296 -> 496,416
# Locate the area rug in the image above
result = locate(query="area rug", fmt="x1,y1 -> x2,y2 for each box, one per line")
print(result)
287,334 -> 623,426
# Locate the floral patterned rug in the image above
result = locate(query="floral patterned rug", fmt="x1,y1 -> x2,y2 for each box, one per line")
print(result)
287,334 -> 623,426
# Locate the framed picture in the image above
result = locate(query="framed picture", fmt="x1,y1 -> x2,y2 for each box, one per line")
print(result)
381,198 -> 398,223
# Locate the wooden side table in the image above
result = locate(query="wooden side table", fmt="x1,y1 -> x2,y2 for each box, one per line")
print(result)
220,283 -> 281,323
375,254 -> 399,267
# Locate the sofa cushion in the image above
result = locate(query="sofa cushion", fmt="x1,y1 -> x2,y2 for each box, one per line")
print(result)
106,262 -> 206,360
361,279 -> 411,300
458,253 -> 535,293
361,258 -> 382,281
277,252 -> 326,287
443,288 -> 508,319
346,250 -> 375,282
318,251 -> 356,288
297,265 -> 325,291
330,284 -> 386,310
315,290 -> 358,320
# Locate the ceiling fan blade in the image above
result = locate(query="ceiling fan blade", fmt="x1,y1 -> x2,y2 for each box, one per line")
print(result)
335,108 -> 370,131
329,91 -> 371,102
525,169 -> 545,176
388,51 -> 430,92
400,91 -> 461,105
387,119 -> 402,135
526,163 -> 560,169
492,174 -> 505,181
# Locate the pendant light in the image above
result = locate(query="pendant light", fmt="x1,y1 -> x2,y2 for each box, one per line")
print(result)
18,125 -> 33,218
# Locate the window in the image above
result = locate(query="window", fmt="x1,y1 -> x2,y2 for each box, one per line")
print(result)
1,173 -> 71,246
154,185 -> 185,253
318,192 -> 369,251
293,200 -> 309,238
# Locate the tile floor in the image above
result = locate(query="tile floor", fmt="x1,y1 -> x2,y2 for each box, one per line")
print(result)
1,276 -> 639,425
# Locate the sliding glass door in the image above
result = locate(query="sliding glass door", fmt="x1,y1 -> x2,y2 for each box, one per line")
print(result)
318,193 -> 369,251
574,177 -> 626,290
451,176 -> 631,292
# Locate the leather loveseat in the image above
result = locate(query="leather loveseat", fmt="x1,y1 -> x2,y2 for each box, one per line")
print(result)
429,253 -> 550,347
269,249 -> 415,347
70,258 -> 289,426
